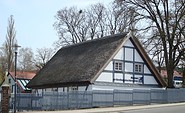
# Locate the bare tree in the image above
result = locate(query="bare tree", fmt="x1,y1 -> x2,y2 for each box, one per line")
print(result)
0,51 -> 5,84
0,66 -> 3,84
86,3 -> 106,39
179,42 -> 185,87
123,0 -> 185,88
0,48 -> 7,74
53,2 -> 137,48
142,30 -> 165,73
2,15 -> 17,72
105,1 -> 135,35
181,59 -> 185,87
35,47 -> 54,69
18,47 -> 35,71
54,7 -> 88,47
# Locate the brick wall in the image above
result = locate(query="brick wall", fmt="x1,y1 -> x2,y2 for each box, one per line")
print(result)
1,85 -> 9,113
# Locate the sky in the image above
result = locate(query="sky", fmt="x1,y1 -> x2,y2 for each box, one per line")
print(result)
0,0 -> 112,52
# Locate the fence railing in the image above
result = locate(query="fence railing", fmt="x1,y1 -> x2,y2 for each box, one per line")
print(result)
9,88 -> 185,111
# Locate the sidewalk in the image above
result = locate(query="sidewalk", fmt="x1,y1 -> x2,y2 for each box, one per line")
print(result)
18,102 -> 185,113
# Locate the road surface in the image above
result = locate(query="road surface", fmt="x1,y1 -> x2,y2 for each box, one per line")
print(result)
117,104 -> 185,113
18,102 -> 185,113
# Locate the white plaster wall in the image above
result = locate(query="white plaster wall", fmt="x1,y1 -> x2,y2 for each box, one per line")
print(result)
36,89 -> 43,94
67,85 -> 92,92
144,65 -> 151,74
38,85 -> 93,93
78,85 -> 92,91
114,48 -> 123,60
125,48 -> 133,61
134,75 -> 143,84
134,50 -> 143,62
58,87 -> 64,92
124,39 -> 134,47
144,76 -> 158,84
45,88 -> 53,92
96,72 -> 113,82
125,63 -> 133,72
124,73 -> 133,83
114,73 -> 123,83
104,61 -> 113,70
92,84 -> 162,91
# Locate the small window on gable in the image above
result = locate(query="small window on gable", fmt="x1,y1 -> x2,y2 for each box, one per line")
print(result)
114,61 -> 123,71
71,86 -> 78,91
134,63 -> 143,73
52,88 -> 58,92
9,78 -> 11,84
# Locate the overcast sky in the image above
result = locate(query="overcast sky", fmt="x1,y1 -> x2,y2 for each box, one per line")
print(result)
0,0 -> 112,51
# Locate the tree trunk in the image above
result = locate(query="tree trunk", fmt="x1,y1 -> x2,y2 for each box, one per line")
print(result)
167,60 -> 174,88
167,69 -> 174,88
183,67 -> 185,87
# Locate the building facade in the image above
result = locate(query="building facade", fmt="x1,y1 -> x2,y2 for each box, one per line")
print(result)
27,32 -> 166,93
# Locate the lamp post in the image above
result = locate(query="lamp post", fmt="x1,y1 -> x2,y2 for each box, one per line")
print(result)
13,43 -> 21,113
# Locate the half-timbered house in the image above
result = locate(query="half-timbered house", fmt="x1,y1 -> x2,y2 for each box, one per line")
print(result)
27,32 -> 166,92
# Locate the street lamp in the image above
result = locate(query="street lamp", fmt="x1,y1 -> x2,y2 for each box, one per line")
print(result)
13,43 -> 21,113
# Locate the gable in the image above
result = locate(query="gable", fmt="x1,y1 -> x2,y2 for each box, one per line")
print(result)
96,38 -> 164,86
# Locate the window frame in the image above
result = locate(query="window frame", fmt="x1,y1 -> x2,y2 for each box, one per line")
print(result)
134,63 -> 143,73
114,61 -> 123,71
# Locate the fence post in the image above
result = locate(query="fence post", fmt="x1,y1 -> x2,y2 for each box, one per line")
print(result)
31,93 -> 33,110
91,91 -> 93,108
131,90 -> 133,105
112,90 -> 114,106
67,91 -> 69,109
149,89 -> 151,105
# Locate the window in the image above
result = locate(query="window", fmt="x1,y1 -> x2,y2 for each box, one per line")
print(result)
134,63 -> 142,73
114,61 -> 123,71
52,88 -> 58,92
9,78 -> 11,84
71,86 -> 78,91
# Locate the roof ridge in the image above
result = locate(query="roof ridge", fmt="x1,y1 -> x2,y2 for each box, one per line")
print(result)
59,33 -> 128,50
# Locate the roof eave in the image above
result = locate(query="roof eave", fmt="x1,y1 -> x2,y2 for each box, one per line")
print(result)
27,81 -> 91,89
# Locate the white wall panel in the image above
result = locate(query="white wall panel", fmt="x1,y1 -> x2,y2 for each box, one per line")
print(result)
134,75 -> 143,84
114,48 -> 123,60
144,65 -> 151,74
124,73 -> 133,83
134,50 -> 143,62
78,85 -> 92,91
125,48 -> 133,61
144,76 -> 158,84
104,61 -> 113,70
58,87 -> 64,92
124,39 -> 134,47
125,63 -> 133,72
114,73 -> 123,83
96,72 -> 112,82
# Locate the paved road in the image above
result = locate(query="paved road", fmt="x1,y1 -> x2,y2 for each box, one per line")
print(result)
18,102 -> 185,113
117,104 -> 185,113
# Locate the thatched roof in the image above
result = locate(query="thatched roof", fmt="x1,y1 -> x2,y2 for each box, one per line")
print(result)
27,33 -> 166,89
27,33 -> 129,88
